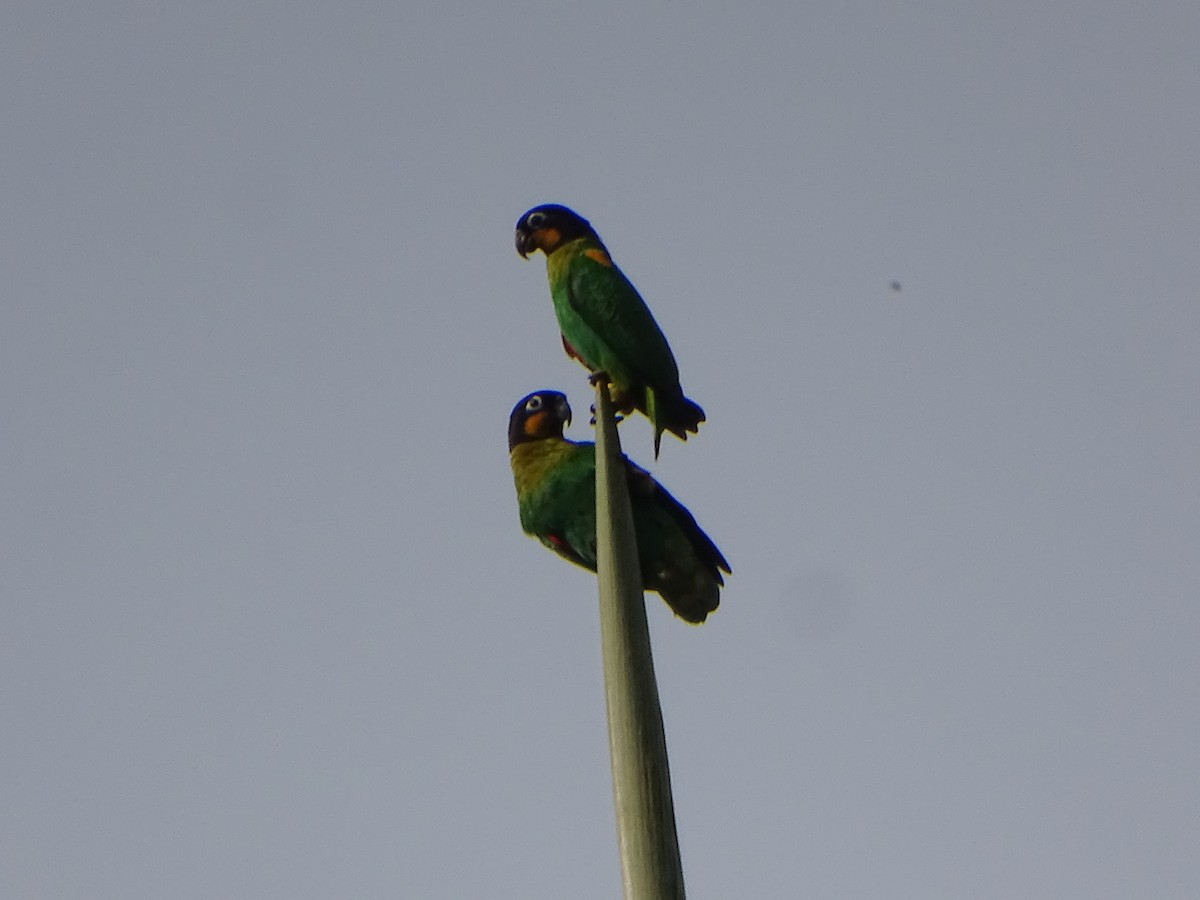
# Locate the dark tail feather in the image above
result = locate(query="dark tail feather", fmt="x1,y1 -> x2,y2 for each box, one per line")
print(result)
641,477 -> 729,624
657,568 -> 721,624
650,389 -> 706,458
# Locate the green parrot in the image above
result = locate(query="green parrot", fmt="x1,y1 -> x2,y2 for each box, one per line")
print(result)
514,203 -> 705,458
508,390 -> 729,624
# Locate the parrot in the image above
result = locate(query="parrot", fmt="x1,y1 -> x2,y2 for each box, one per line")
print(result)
508,390 -> 729,624
514,203 -> 705,458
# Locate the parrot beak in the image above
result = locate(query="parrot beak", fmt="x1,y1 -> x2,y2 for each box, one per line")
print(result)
515,227 -> 533,259
558,395 -> 572,428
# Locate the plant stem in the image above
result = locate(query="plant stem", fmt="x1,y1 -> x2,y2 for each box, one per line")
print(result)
593,381 -> 686,900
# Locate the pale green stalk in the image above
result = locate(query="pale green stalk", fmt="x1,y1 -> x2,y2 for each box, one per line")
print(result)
593,381 -> 686,900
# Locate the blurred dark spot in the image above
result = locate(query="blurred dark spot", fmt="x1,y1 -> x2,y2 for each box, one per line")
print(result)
890,280 -> 902,293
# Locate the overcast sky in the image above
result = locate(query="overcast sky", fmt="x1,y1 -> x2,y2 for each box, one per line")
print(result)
3,3 -> 1198,898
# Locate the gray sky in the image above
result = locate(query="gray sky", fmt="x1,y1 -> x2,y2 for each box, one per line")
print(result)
3,2 -> 1198,897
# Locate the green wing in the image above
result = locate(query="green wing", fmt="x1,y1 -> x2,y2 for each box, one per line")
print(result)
625,459 -> 730,579
566,253 -> 681,391
519,442 -> 600,572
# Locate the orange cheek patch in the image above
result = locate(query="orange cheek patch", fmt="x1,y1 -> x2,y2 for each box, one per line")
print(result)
535,227 -> 562,252
583,248 -> 613,267
523,411 -> 547,436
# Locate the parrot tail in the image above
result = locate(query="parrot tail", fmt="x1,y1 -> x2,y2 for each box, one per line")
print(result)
648,387 -> 706,458
652,565 -> 721,624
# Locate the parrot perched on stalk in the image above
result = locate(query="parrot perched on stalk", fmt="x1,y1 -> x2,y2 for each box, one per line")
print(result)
514,203 -> 706,458
508,390 -> 729,624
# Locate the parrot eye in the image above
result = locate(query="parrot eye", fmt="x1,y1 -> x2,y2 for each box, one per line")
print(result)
526,396 -> 544,412
526,211 -> 547,229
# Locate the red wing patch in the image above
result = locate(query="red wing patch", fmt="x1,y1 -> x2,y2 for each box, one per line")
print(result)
545,532 -> 585,566
561,334 -> 592,368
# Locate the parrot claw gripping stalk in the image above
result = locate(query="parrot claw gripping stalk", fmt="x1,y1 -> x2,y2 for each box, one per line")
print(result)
590,402 -> 624,426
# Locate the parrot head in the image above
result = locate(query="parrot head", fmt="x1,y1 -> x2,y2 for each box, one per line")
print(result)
515,204 -> 598,258
508,390 -> 572,450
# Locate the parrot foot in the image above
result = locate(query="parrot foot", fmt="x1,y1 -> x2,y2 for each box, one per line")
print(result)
589,403 -> 624,426
587,370 -> 612,387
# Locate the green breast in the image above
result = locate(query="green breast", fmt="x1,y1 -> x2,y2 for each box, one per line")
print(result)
510,439 -> 595,534
546,242 -> 630,382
